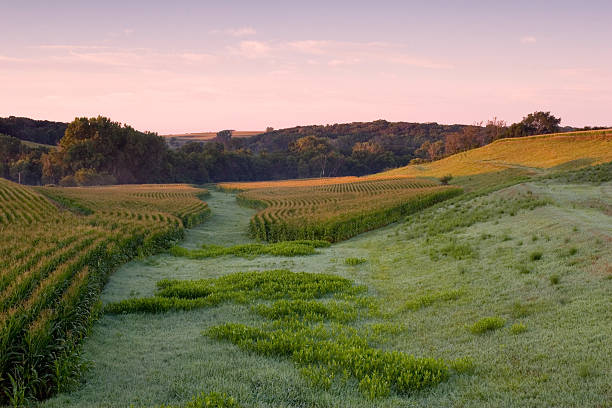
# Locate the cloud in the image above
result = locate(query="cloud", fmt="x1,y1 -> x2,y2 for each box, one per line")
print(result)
520,36 -> 537,44
233,41 -> 271,58
211,27 -> 256,37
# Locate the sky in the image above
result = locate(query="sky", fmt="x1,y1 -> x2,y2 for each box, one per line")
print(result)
1,0 -> 611,134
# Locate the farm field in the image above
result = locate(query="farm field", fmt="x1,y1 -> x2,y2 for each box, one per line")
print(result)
0,181 -> 210,404
233,178 -> 461,242
40,166 -> 611,407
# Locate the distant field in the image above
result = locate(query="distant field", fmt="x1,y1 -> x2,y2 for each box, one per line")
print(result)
0,181 -> 210,404
379,129 -> 612,178
162,130 -> 262,146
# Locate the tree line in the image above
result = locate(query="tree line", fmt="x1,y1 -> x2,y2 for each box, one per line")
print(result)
0,112 -> 603,186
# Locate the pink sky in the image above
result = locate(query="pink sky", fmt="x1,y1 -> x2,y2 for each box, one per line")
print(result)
1,1 -> 611,134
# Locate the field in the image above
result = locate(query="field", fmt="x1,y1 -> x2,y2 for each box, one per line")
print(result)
39,167 -> 611,407
232,178 -> 461,242
1,131 -> 611,407
379,129 -> 612,178
163,131 -> 262,148
0,181 -> 210,404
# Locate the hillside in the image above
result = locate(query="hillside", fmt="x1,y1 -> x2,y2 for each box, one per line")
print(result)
378,129 -> 612,178
0,116 -> 67,145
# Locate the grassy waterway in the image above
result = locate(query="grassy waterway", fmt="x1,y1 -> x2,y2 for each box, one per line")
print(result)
42,185 -> 612,408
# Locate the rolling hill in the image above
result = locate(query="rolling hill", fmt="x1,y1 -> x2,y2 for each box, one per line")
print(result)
377,129 -> 612,179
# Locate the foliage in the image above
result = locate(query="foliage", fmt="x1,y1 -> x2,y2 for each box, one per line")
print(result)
0,180 -> 210,404
170,240 -> 329,259
0,116 -> 66,145
253,299 -> 358,323
469,317 -> 506,334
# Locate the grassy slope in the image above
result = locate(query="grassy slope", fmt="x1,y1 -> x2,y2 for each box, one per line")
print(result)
378,129 -> 612,179
42,181 -> 611,407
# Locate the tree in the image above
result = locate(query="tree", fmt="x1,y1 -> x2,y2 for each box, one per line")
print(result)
216,130 -> 233,149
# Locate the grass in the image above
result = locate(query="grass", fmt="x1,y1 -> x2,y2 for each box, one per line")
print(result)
41,171 -> 612,406
469,317 -> 506,334
158,391 -> 243,408
169,240 -> 330,259
344,257 -> 367,265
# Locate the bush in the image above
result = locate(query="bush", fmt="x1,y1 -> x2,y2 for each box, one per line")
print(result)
470,316 -> 505,334
344,257 -> 367,265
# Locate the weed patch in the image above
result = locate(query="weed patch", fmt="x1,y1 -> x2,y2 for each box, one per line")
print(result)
105,270 -> 357,314
469,317 -> 505,334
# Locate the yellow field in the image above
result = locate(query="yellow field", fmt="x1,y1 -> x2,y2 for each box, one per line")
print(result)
163,130 -> 262,142
220,176 -> 370,191
378,129 -> 612,178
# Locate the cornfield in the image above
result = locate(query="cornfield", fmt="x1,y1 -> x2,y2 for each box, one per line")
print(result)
237,178 -> 462,242
0,179 -> 210,403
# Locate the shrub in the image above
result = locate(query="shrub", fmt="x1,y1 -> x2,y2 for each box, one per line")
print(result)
470,316 -> 505,334
344,257 -> 367,265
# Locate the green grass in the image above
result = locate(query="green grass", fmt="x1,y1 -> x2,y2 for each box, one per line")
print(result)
158,391 -> 243,408
105,269 -> 359,314
42,182 -> 612,407
469,317 -> 506,334
344,257 -> 367,265
170,240 -> 330,259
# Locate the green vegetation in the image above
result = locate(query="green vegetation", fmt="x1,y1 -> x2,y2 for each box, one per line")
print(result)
545,161 -> 612,184
40,177 -> 611,407
404,289 -> 463,311
105,270 -> 358,314
159,392 -> 243,408
344,257 -> 367,265
170,240 -> 330,259
243,181 -> 462,242
207,323 -> 449,398
469,317 -> 506,334
510,322 -> 527,335
0,180 -> 210,405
